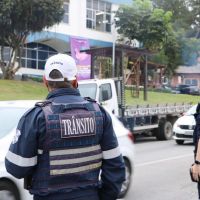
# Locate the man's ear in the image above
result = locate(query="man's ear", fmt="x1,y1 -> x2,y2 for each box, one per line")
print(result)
43,76 -> 48,88
71,79 -> 78,89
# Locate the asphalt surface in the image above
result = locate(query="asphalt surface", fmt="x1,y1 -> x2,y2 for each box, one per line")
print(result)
120,137 -> 198,200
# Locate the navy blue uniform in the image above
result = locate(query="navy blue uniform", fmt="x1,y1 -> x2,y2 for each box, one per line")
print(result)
194,104 -> 200,200
5,88 -> 125,200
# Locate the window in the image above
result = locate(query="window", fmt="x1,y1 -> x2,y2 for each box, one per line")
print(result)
86,0 -> 111,32
38,61 -> 46,70
2,43 -> 57,70
38,51 -> 48,60
192,79 -> 198,86
3,47 -> 11,61
87,19 -> 93,29
96,13 -> 104,31
20,43 -> 57,70
185,79 -> 198,86
78,83 -> 97,100
99,83 -> 112,102
87,0 -> 92,9
27,49 -> 36,59
63,0 -> 69,24
27,60 -> 36,69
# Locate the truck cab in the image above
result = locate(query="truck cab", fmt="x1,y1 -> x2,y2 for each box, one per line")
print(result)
78,79 -> 119,116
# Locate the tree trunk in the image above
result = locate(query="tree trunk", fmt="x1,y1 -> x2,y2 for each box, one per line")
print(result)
3,68 -> 15,80
1,46 -> 21,80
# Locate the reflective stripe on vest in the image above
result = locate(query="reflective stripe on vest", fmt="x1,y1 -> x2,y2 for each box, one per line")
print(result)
51,162 -> 102,176
50,144 -> 102,176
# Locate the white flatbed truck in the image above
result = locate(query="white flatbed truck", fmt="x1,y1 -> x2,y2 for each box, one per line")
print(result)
78,78 -> 192,140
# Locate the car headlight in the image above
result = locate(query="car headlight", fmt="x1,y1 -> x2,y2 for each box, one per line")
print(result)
173,123 -> 180,128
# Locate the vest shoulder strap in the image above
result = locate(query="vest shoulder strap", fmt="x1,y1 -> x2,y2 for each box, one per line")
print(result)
84,97 -> 97,103
35,100 -> 52,107
37,100 -> 101,115
52,102 -> 99,112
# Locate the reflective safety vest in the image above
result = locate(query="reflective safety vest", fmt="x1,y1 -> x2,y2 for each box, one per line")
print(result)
30,101 -> 104,195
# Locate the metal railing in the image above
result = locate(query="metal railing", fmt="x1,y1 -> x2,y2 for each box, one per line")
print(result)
125,103 -> 193,117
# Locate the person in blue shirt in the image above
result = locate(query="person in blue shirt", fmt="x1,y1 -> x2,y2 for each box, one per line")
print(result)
5,53 -> 125,200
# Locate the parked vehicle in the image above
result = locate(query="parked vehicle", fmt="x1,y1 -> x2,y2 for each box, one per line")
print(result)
171,86 -> 181,94
78,78 -> 192,141
0,100 -> 134,200
185,85 -> 200,95
177,84 -> 190,94
176,84 -> 200,95
155,85 -> 173,93
173,104 -> 197,145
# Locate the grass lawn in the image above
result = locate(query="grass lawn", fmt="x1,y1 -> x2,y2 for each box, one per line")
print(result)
126,90 -> 200,106
0,80 -> 200,105
0,80 -> 47,100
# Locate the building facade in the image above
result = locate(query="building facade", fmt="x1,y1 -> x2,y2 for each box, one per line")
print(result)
16,0 -> 132,77
171,65 -> 200,88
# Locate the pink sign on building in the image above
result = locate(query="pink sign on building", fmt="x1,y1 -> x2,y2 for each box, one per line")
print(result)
70,37 -> 91,80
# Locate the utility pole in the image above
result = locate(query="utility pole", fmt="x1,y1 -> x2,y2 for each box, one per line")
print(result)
144,55 -> 148,101
112,18 -> 116,78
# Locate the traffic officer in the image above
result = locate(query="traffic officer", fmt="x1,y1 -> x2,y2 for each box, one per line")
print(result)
5,53 -> 125,200
191,103 -> 200,199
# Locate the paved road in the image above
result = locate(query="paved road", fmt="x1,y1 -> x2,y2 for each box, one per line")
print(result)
121,137 -> 198,200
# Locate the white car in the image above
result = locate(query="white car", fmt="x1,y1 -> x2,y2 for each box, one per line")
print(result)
104,108 -> 135,198
0,101 -> 36,200
173,104 -> 197,145
0,100 -> 135,200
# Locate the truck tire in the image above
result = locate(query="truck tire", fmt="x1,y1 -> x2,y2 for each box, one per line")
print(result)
155,120 -> 173,140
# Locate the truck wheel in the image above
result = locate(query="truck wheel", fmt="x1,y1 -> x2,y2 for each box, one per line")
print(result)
0,180 -> 20,200
156,121 -> 173,140
176,140 -> 184,145
119,158 -> 132,198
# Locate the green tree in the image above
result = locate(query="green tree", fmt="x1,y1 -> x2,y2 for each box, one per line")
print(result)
152,0 -> 200,39
0,0 -> 64,79
179,37 -> 200,65
115,0 -> 173,51
154,32 -> 182,76
188,1 -> 200,38
152,0 -> 200,67
115,0 -> 180,75
152,0 -> 191,30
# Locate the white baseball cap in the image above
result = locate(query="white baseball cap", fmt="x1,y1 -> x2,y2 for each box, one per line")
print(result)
44,54 -> 77,81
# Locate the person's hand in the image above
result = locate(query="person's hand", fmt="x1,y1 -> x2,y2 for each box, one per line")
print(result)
191,164 -> 200,182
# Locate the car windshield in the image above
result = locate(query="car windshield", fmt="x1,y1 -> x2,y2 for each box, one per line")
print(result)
0,107 -> 27,139
78,83 -> 97,99
185,105 -> 197,115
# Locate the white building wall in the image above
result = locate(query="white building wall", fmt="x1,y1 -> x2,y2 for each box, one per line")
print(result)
20,0 -> 123,76
47,0 -> 119,43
